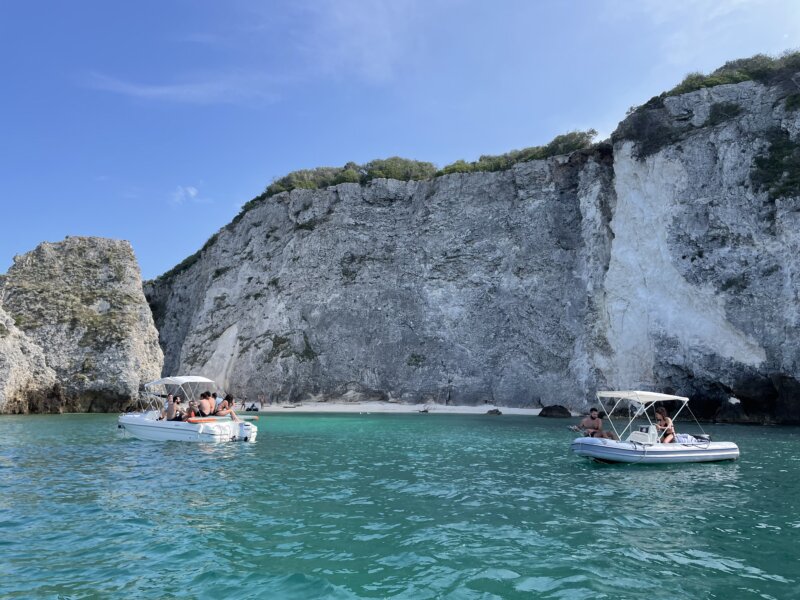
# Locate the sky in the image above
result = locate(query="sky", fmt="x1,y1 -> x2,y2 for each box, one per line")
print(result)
1,0 -> 799,280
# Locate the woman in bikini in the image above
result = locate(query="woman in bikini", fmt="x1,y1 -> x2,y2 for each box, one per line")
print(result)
655,406 -> 676,443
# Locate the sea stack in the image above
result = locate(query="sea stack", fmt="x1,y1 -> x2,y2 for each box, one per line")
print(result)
0,237 -> 163,413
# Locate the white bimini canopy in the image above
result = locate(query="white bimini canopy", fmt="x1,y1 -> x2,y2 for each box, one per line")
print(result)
596,391 -> 689,405
145,376 -> 216,388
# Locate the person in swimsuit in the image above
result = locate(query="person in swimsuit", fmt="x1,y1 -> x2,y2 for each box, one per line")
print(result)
169,396 -> 185,421
214,394 -> 241,421
197,392 -> 215,417
655,406 -> 676,443
578,408 -> 603,437
164,395 -> 177,420
159,394 -> 173,420
182,399 -> 198,421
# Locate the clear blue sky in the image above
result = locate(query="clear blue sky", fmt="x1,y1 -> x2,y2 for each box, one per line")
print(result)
1,0 -> 798,279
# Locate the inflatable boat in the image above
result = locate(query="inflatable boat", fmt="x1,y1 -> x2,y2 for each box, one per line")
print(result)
571,391 -> 739,464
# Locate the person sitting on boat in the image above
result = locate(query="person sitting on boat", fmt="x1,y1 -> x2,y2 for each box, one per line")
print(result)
578,408 -> 603,436
197,392 -> 216,417
181,399 -> 199,421
169,396 -> 185,421
214,394 -> 241,421
655,407 -> 676,443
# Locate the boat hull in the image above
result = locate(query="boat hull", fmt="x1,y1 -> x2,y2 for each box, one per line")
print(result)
118,412 -> 257,443
571,437 -> 739,464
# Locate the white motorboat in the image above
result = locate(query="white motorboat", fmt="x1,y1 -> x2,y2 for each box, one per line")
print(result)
118,376 -> 258,443
571,391 -> 739,464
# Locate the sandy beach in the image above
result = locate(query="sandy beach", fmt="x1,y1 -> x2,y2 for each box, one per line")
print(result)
241,401 -> 577,416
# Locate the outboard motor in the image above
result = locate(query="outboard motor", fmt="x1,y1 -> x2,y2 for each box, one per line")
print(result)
236,421 -> 258,442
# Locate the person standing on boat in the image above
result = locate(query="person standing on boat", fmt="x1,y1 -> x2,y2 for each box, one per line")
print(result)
578,408 -> 603,436
165,395 -> 178,420
159,394 -> 173,420
655,407 -> 676,443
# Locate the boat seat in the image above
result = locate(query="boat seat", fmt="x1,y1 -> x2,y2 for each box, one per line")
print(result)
628,431 -> 651,444
627,425 -> 658,445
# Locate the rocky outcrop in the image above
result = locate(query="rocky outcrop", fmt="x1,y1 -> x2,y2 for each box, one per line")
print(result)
0,237 -> 163,412
146,73 -> 800,423
0,306 -> 59,413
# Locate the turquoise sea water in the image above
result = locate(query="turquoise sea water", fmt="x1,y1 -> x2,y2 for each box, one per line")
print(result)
1,414 -> 798,599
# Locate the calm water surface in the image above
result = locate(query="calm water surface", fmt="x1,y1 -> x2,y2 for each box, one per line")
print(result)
1,414 -> 798,599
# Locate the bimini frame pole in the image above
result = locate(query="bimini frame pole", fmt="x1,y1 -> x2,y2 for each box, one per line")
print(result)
597,394 -> 625,440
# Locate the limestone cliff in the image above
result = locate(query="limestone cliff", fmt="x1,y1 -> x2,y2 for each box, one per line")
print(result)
146,70 -> 800,422
1,237 -> 163,412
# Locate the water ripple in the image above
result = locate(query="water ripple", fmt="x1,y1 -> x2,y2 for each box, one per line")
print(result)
0,414 -> 797,598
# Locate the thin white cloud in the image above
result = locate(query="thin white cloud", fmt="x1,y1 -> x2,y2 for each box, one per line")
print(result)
86,1 -> 437,104
237,0 -> 434,85
291,0 -> 421,83
606,0 -> 800,69
171,185 -> 212,206
86,70 -> 279,105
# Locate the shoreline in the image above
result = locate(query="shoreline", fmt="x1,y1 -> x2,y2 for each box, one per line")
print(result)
237,401 -> 579,416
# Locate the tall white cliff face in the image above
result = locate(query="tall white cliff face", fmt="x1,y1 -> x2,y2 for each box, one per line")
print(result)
604,80 -> 800,420
147,151 -> 615,408
147,77 -> 800,421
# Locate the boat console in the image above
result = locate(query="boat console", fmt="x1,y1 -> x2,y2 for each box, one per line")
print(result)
626,424 -> 658,445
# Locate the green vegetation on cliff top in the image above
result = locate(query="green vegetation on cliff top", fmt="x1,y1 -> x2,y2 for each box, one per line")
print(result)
154,130 -> 599,281
638,51 -> 800,110
154,52 -> 800,282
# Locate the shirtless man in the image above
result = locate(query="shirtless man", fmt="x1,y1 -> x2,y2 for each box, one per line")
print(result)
159,394 -> 173,420
164,395 -> 177,420
578,407 -> 603,437
197,392 -> 216,417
